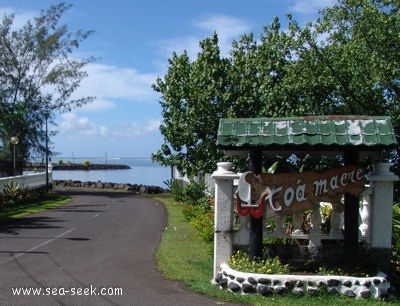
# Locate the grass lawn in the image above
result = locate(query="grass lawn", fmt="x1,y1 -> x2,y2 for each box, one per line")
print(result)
150,193 -> 398,306
0,193 -> 70,221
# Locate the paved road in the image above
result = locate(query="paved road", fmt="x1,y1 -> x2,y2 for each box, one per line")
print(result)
0,188 -> 240,305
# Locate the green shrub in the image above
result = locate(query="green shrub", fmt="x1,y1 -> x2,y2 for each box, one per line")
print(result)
394,203 -> 400,247
0,181 -> 29,207
171,178 -> 215,243
229,249 -> 289,274
171,178 -> 207,206
392,203 -> 400,289
189,206 -> 214,242
82,160 -> 91,167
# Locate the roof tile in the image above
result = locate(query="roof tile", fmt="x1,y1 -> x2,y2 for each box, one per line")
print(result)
217,116 -> 397,149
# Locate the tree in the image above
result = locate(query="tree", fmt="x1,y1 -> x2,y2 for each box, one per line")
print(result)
0,2 -> 94,171
152,34 -> 231,176
291,0 -> 399,118
153,0 -> 400,175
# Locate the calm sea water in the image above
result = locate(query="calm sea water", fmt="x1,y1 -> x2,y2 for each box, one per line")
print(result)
49,157 -> 171,188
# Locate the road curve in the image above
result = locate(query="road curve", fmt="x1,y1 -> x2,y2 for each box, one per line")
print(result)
0,188 -> 240,305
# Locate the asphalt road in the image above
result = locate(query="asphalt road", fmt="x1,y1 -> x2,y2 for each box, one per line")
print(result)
0,188 -> 240,305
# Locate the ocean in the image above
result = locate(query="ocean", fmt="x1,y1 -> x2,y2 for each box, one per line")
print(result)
48,157 -> 171,188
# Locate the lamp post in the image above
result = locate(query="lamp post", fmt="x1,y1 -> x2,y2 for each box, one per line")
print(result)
10,136 -> 19,176
45,112 -> 49,191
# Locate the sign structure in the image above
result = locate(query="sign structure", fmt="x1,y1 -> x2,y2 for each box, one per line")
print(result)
237,165 -> 367,218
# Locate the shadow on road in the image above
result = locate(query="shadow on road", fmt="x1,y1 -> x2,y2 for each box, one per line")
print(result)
0,216 -> 65,235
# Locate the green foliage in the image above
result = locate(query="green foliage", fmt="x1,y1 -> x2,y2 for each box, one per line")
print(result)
189,206 -> 214,243
0,2 -> 94,162
152,34 -> 230,176
162,179 -> 173,190
170,178 -> 214,243
393,203 -> 400,289
170,178 -> 207,206
82,160 -> 91,167
0,193 -> 68,221
229,249 -> 289,274
394,203 -> 400,245
153,0 -> 400,176
0,181 -> 28,207
152,193 -> 399,305
57,160 -> 64,165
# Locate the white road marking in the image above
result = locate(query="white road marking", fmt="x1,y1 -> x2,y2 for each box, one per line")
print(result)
0,227 -> 77,265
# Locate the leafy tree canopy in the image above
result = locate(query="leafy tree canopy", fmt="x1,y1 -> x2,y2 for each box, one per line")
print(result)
0,2 -> 94,164
154,0 -> 399,176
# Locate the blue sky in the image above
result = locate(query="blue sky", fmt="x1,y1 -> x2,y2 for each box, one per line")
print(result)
1,0 -> 336,159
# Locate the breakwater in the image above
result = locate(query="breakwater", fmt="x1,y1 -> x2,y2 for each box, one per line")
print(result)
53,179 -> 165,194
26,163 -> 131,171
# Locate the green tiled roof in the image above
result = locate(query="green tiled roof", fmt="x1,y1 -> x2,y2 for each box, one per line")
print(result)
217,116 -> 397,149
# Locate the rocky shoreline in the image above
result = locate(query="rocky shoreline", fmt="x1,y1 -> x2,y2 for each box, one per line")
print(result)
52,179 -> 166,194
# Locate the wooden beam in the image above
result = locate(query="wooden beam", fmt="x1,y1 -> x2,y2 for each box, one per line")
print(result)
249,148 -> 263,261
344,150 -> 359,272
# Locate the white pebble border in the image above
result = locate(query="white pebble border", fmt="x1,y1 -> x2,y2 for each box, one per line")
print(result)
214,263 -> 390,299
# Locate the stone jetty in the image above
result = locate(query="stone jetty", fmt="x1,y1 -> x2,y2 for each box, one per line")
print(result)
25,163 -> 131,171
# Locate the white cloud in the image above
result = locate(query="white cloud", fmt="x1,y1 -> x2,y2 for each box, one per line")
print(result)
58,113 -> 160,140
290,0 -> 337,14
156,14 -> 251,62
72,63 -> 158,109
78,97 -> 116,112
194,14 -> 252,57
117,119 -> 161,137
156,35 -> 202,62
195,14 -> 251,37
59,113 -> 108,137
144,119 -> 161,132
0,7 -> 37,29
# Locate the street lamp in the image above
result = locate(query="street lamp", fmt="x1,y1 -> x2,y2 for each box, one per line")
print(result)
10,136 -> 19,176
45,112 -> 49,191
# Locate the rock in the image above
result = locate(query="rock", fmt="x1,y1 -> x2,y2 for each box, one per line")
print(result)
307,287 -> 319,295
236,277 -> 245,283
296,280 -> 304,287
343,289 -> 356,297
359,289 -> 371,298
274,286 -> 287,294
228,282 -> 241,292
257,285 -> 273,296
104,183 -> 113,189
52,163 -> 131,170
123,184 -> 132,191
242,283 -> 256,293
328,287 -> 339,294
292,288 -> 304,296
258,278 -> 271,285
219,278 -> 228,288
327,279 -> 340,287
215,272 -> 223,284
53,180 -> 165,194
373,278 -> 381,285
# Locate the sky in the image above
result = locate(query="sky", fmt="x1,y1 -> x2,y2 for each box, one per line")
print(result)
0,0 -> 336,159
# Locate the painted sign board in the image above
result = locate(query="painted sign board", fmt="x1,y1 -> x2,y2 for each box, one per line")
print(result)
237,165 -> 367,218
